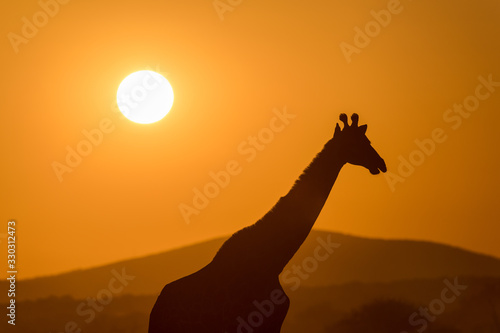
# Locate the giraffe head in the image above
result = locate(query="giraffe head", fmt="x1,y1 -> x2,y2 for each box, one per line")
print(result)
334,113 -> 387,175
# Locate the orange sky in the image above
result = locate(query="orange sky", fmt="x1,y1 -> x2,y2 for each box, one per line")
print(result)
1,0 -> 500,280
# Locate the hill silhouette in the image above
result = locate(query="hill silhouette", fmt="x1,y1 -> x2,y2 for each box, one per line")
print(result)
6,230 -> 500,302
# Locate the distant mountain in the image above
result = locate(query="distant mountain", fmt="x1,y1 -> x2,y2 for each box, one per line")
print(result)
6,230 -> 500,301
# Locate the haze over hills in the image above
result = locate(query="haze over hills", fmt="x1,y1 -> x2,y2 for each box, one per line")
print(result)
7,230 -> 500,302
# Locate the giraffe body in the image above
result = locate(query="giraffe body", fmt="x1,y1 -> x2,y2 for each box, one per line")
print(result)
149,263 -> 289,332
149,114 -> 386,332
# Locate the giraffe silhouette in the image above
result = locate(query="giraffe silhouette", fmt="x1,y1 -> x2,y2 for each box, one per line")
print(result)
149,113 -> 387,332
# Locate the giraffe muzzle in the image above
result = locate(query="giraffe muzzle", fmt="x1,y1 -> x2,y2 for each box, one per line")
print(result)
370,158 -> 387,175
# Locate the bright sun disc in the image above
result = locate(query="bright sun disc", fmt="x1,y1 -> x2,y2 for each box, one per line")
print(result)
117,70 -> 174,124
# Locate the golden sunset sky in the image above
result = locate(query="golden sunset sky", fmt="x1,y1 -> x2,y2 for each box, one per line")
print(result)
1,0 -> 499,279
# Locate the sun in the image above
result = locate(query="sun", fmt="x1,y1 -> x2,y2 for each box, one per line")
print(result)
116,70 -> 174,124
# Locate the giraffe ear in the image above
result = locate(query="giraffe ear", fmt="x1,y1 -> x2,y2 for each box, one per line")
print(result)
359,124 -> 367,134
334,123 -> 341,136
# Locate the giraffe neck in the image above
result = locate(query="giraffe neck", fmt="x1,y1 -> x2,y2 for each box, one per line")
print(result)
283,137 -> 345,229
212,136 -> 346,274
